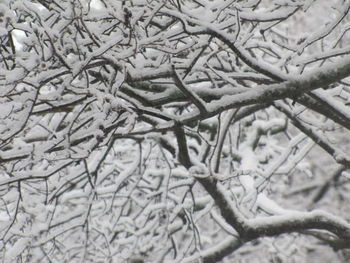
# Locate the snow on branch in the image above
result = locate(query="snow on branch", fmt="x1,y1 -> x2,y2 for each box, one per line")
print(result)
1,0 -> 350,262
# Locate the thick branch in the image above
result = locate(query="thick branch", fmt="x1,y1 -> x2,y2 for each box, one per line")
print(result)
206,56 -> 350,114
246,210 -> 350,247
173,124 -> 247,236
172,65 -> 208,115
274,102 -> 350,167
296,94 -> 350,130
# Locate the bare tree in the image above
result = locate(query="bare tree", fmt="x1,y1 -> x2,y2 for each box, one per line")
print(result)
1,0 -> 350,262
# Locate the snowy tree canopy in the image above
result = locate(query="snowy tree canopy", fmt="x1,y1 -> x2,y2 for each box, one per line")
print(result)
1,0 -> 350,262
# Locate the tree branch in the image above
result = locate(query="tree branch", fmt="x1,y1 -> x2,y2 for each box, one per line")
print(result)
172,65 -> 208,115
